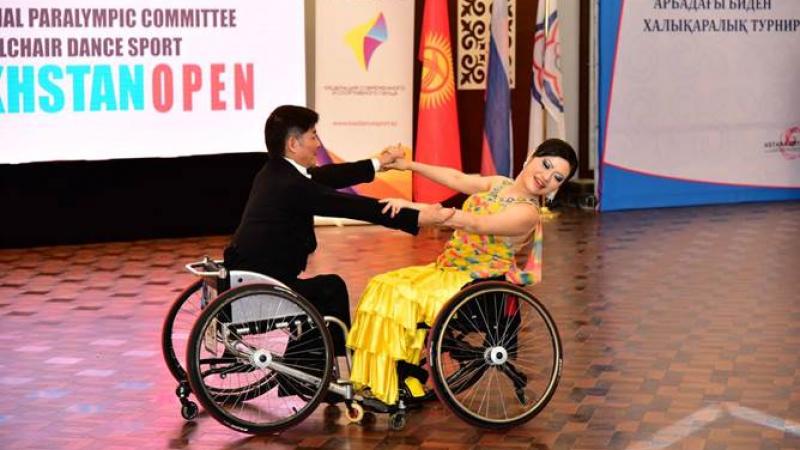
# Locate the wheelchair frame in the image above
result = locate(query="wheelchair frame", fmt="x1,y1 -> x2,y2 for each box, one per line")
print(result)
161,257 -> 563,434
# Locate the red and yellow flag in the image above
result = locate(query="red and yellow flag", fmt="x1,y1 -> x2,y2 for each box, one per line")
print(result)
414,0 -> 462,203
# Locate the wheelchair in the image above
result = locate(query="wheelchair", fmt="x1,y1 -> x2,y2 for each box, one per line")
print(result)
161,257 -> 563,434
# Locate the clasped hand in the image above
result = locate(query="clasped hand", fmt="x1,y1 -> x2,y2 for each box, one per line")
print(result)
380,198 -> 455,226
378,144 -> 411,171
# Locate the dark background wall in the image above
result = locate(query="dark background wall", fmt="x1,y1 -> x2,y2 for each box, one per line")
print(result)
0,154 -> 264,248
1,0 -> 587,249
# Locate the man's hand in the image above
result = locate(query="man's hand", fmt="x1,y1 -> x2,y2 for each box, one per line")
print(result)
378,144 -> 409,171
417,203 -> 456,227
380,198 -> 414,218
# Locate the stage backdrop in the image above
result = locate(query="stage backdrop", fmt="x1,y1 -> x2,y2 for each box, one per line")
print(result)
0,1 -> 306,164
599,0 -> 800,211
314,0 -> 414,200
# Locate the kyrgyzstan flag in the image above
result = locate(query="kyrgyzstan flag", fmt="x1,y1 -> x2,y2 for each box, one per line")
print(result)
413,0 -> 462,203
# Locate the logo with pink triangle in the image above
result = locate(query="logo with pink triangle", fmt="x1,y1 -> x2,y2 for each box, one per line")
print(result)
345,12 -> 388,70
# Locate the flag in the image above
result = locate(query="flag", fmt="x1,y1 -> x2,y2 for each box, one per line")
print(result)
480,0 -> 513,177
528,0 -> 565,158
414,0 -> 462,203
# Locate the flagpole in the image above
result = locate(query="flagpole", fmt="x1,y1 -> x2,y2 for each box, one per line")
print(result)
544,0 -> 551,38
542,0 -> 550,141
539,0 -> 558,219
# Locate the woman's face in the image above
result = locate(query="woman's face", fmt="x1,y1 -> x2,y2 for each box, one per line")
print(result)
521,155 -> 571,196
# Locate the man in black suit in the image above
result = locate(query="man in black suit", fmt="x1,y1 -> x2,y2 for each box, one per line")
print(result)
224,105 -> 449,364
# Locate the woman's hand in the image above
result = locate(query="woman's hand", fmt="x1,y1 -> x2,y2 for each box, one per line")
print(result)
382,157 -> 411,171
417,203 -> 456,226
378,144 -> 411,171
380,198 -> 414,217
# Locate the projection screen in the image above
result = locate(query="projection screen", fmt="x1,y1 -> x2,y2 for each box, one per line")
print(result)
0,1 -> 306,164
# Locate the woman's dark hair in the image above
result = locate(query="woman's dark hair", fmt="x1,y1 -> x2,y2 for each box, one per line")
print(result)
263,105 -> 319,158
531,138 -> 579,181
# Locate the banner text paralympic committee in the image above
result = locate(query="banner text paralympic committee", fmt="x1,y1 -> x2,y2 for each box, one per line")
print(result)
0,63 -> 253,113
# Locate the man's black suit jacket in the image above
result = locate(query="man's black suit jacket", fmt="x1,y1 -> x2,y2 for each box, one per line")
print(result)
226,157 -> 420,281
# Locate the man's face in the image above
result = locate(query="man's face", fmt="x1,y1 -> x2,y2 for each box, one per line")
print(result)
286,127 -> 320,168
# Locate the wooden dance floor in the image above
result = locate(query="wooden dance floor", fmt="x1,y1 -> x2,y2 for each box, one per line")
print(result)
1,201 -> 799,449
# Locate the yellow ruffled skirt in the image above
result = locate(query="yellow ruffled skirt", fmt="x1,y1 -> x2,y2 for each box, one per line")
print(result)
346,263 -> 472,405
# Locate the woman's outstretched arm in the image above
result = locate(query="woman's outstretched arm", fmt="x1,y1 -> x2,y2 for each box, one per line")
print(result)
443,203 -> 540,237
384,156 -> 504,195
381,197 -> 539,238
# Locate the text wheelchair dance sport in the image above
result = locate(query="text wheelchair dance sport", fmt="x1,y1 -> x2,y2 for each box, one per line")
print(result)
161,257 -> 563,434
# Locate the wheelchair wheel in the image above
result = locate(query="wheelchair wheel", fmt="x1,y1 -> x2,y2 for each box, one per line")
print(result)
162,279 -> 205,381
428,281 -> 562,429
186,283 -> 334,434
163,280 -> 277,404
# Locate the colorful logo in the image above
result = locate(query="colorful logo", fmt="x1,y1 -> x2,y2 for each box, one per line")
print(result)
779,126 -> 800,160
532,12 -> 563,114
419,33 -> 454,109
345,12 -> 388,70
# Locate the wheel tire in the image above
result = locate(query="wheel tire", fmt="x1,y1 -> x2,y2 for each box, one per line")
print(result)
186,284 -> 334,435
428,281 -> 563,429
162,279 -> 204,381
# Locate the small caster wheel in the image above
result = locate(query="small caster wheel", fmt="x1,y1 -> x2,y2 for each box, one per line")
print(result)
323,403 -> 342,419
345,402 -> 364,423
181,401 -> 198,420
361,411 -> 377,425
389,412 -> 407,431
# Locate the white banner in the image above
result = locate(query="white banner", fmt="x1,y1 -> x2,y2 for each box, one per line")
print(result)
604,1 -> 800,188
314,0 -> 414,198
0,1 -> 306,164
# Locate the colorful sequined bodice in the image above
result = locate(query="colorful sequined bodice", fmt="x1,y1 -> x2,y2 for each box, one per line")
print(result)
435,178 -> 543,285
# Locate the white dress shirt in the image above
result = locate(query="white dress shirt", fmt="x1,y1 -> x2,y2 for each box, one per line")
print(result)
284,157 -> 312,179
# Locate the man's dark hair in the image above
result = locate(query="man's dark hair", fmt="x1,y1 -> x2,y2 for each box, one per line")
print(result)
264,105 -> 319,158
531,138 -> 579,181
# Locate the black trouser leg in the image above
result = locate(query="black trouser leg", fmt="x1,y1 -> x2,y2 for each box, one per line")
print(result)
284,274 -> 351,356
276,275 -> 350,397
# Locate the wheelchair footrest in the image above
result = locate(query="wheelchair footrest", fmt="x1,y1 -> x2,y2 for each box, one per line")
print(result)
361,397 -> 391,414
403,377 -> 426,399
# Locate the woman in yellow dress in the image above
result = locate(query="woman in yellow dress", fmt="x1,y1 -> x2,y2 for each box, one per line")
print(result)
346,139 -> 578,406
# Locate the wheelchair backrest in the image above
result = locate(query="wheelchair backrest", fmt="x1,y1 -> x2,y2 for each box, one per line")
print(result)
186,258 -> 295,324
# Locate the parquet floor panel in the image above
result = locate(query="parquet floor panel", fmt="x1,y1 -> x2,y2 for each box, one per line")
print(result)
1,202 -> 799,449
